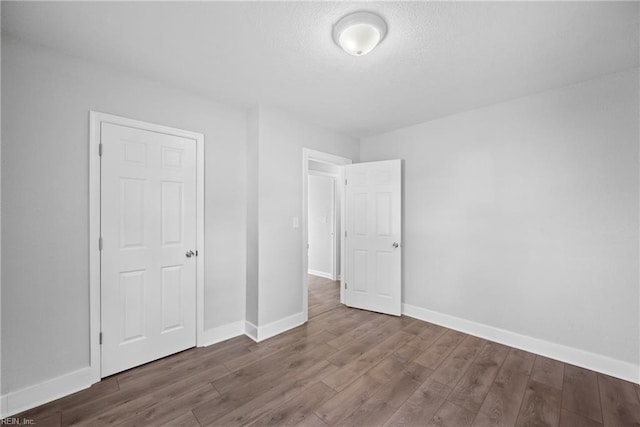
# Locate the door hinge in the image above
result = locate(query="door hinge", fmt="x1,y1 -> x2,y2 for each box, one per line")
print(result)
99,237 -> 103,251
345,179 -> 347,186
99,332 -> 103,345
98,143 -> 103,157
195,250 -> 199,257
345,231 -> 347,238
345,282 -> 348,289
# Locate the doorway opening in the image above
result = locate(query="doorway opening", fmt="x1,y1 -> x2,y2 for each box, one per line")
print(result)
308,163 -> 339,280
301,149 -> 352,322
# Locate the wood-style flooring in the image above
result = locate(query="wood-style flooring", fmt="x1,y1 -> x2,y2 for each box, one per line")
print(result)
13,275 -> 640,426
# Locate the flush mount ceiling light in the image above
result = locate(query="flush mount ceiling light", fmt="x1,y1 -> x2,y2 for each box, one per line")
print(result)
333,11 -> 387,56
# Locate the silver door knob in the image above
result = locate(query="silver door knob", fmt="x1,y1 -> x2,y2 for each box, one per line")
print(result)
186,250 -> 195,258
393,242 -> 399,248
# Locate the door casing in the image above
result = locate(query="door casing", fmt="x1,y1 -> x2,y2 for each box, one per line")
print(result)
89,111 -> 205,383
302,149 -> 352,321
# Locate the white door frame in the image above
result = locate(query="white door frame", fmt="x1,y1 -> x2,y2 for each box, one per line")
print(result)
89,111 -> 205,383
302,148 -> 352,322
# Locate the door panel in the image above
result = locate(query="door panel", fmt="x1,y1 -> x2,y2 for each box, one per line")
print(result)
120,270 -> 146,343
353,250 -> 368,292
120,178 -> 145,248
161,181 -> 184,245
101,122 -> 197,377
161,265 -> 184,332
344,159 -> 402,316
376,251 -> 394,296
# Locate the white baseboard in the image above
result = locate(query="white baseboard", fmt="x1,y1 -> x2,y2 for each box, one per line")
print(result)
200,321 -> 245,347
245,321 -> 258,342
0,367 -> 94,419
402,303 -> 640,385
308,270 -> 333,280
249,312 -> 305,342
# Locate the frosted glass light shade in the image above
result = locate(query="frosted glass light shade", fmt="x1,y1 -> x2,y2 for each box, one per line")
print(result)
333,12 -> 387,56
339,24 -> 381,56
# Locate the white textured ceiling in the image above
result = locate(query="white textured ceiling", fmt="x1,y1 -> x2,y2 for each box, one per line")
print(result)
3,1 -> 638,137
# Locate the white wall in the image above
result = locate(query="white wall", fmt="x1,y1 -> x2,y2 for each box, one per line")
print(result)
308,174 -> 335,277
252,107 -> 358,327
1,36 -> 247,394
361,69 -> 639,374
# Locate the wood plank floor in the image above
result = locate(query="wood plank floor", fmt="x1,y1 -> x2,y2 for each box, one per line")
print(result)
11,275 -> 640,426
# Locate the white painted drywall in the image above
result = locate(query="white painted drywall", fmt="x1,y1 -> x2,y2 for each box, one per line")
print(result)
252,106 -> 358,326
1,36 -> 247,393
308,174 -> 334,277
361,69 -> 640,367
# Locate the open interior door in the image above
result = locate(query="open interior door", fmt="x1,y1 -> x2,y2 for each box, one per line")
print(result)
344,159 -> 402,316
